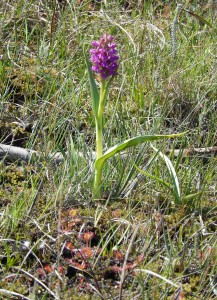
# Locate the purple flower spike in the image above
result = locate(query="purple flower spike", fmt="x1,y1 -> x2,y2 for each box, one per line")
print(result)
90,34 -> 119,79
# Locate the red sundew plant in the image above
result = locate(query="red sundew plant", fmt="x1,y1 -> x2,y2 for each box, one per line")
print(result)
85,33 -> 186,200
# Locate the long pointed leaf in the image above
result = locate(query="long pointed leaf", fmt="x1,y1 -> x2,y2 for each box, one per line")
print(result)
134,164 -> 171,189
95,132 -> 187,171
84,50 -> 99,116
151,145 -> 181,204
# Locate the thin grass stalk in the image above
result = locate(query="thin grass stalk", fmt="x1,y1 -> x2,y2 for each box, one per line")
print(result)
171,4 -> 182,58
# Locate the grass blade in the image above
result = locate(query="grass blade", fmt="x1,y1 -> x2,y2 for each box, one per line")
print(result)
135,269 -> 179,288
181,8 -> 213,27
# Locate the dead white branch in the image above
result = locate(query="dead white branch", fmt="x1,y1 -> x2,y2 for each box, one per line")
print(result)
0,143 -> 64,164
0,143 -> 216,164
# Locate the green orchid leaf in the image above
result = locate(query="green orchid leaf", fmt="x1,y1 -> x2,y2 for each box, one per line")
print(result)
84,50 -> 99,116
151,144 -> 181,204
95,132 -> 187,171
134,164 -> 171,189
182,192 -> 201,203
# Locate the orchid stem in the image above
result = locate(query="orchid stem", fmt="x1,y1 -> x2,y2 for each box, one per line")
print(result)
93,80 -> 107,199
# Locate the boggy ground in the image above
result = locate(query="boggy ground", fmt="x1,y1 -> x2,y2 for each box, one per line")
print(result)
0,1 -> 217,299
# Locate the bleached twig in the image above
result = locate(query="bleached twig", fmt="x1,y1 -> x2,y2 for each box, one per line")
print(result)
0,143 -> 216,164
